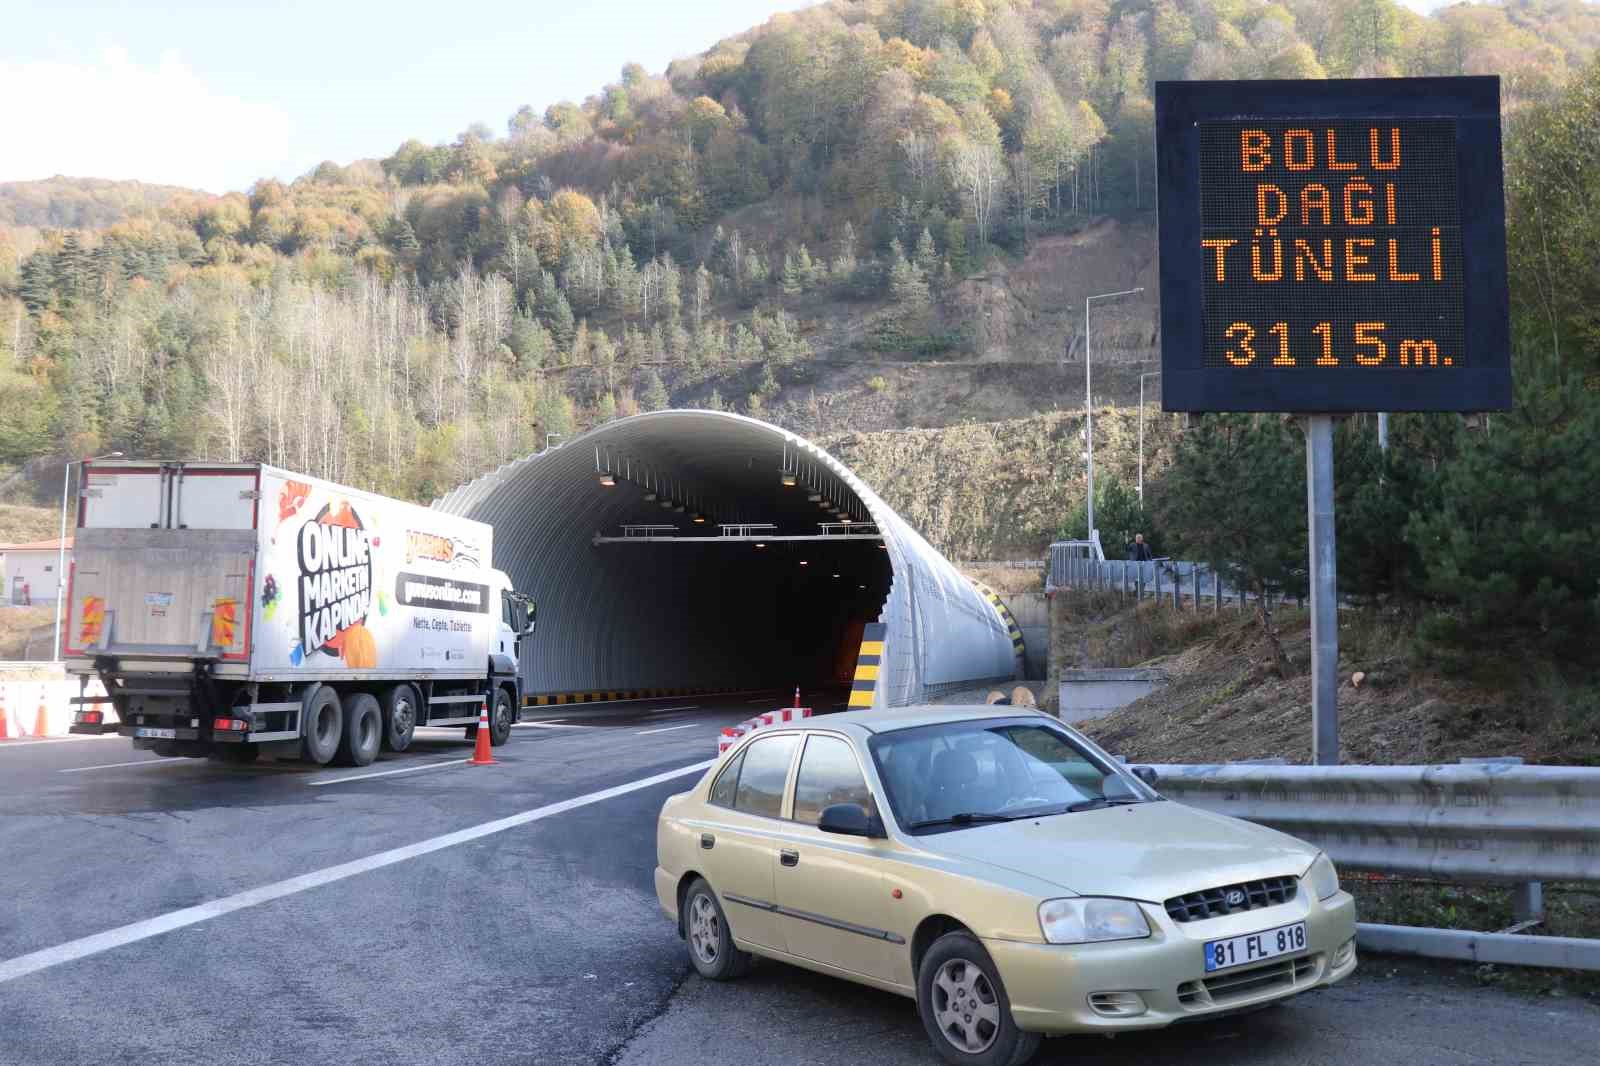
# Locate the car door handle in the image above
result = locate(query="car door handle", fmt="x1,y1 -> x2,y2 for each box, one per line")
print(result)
779,849 -> 799,867
700,833 -> 715,850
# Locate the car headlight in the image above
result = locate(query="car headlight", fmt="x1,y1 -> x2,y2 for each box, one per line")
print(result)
1038,898 -> 1151,945
1306,853 -> 1340,900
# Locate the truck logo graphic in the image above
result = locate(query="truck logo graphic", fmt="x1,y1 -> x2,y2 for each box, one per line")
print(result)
298,502 -> 374,661
404,530 -> 483,570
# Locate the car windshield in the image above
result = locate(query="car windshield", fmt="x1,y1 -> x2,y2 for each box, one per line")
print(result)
868,718 -> 1155,831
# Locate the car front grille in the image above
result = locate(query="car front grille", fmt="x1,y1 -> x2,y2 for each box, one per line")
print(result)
1176,954 -> 1320,1008
1164,875 -> 1298,923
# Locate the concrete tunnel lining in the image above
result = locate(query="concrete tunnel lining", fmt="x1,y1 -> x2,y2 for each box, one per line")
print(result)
433,410 -> 1017,707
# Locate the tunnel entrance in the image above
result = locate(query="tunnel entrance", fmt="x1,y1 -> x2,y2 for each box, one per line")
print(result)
433,411 -> 1016,708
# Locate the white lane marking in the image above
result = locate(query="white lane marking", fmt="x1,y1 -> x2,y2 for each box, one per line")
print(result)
512,722 -> 592,730
648,705 -> 699,715
306,758 -> 468,787
0,734 -> 125,750
635,723 -> 701,735
58,758 -> 185,775
0,758 -> 716,985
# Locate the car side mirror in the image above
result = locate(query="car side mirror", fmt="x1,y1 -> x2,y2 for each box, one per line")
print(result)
1131,766 -> 1159,787
818,803 -> 884,839
523,602 -> 537,635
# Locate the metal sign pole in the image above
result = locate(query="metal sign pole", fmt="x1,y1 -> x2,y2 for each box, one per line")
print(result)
1305,415 -> 1338,765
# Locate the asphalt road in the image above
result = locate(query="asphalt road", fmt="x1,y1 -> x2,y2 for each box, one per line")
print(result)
3,689 -> 1595,1066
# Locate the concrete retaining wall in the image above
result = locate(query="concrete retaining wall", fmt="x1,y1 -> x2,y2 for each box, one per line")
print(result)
1058,668 -> 1167,724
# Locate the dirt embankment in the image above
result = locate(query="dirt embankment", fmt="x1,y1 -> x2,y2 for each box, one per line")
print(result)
1049,591 -> 1600,767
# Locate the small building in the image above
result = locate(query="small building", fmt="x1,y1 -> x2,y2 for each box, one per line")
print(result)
0,538 -> 72,606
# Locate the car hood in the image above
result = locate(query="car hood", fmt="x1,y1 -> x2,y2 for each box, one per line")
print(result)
916,801 -> 1316,903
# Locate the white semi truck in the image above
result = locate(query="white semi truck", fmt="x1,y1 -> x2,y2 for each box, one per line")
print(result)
64,461 -> 535,765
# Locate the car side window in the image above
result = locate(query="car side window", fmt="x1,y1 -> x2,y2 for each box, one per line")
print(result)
709,751 -> 744,808
733,734 -> 799,819
792,734 -> 874,825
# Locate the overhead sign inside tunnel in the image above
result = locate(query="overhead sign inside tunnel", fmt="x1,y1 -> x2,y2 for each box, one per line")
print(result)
1155,76 -> 1510,413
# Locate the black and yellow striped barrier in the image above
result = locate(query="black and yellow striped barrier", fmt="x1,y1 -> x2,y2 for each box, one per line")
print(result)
972,580 -> 1027,661
848,623 -> 887,710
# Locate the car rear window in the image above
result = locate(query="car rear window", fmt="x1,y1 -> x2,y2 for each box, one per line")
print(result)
709,751 -> 744,808
732,734 -> 798,819
792,734 -> 873,825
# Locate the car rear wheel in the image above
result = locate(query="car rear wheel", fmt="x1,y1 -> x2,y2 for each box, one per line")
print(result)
917,932 -> 1040,1066
682,878 -> 751,981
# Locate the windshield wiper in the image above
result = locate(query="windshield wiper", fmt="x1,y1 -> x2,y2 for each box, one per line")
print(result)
1065,797 -> 1148,812
908,811 -> 1018,829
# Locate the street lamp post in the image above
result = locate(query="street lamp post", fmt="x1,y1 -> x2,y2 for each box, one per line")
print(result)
53,451 -> 122,661
1138,370 -> 1162,504
1083,287 -> 1144,550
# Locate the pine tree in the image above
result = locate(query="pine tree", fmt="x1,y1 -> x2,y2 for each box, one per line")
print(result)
705,387 -> 726,411
795,244 -> 815,288
781,252 -> 802,296
18,253 -> 55,312
548,292 -> 576,351
638,368 -> 670,411
385,217 -> 421,255
56,233 -> 90,303
913,227 -> 939,280
1158,414 -> 1307,674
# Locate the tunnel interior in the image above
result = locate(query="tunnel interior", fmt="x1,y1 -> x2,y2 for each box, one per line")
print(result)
442,412 -> 903,700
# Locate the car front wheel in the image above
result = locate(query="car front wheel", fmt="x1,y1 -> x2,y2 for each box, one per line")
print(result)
682,878 -> 751,981
917,932 -> 1040,1066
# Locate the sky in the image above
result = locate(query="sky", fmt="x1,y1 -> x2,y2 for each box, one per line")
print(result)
0,0 -> 816,194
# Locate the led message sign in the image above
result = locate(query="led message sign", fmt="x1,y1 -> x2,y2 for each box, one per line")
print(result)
1155,78 -> 1510,412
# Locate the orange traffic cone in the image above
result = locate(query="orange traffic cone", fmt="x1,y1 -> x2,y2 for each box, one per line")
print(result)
468,699 -> 495,765
0,697 -> 9,740
33,698 -> 50,738
793,686 -> 802,708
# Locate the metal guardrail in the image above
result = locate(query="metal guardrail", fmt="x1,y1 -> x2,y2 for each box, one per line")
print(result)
1142,762 -> 1600,971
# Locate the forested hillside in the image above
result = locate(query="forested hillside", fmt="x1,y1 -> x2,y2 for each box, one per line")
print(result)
2,0 -> 1597,534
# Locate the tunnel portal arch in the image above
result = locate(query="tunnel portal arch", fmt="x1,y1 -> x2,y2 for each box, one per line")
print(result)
434,410 -> 1016,708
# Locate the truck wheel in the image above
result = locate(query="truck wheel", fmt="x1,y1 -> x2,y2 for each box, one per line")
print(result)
489,687 -> 514,747
382,684 -> 419,753
337,693 -> 382,767
302,686 -> 343,766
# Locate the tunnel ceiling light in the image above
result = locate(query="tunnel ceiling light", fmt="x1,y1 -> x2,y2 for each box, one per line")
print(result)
807,492 -> 821,502
781,473 -> 797,486
692,513 -> 706,523
755,542 -> 766,549
859,584 -> 867,589
596,473 -> 616,487
832,573 -> 841,578
799,560 -> 809,566
840,515 -> 852,524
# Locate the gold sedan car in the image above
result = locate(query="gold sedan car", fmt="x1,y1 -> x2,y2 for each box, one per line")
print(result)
655,706 -> 1357,1066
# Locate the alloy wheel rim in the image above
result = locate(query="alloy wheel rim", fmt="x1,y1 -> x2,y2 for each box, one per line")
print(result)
689,894 -> 720,965
394,696 -> 414,737
932,958 -> 1000,1054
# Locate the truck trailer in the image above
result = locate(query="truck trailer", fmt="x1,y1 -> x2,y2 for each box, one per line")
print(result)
64,461 -> 534,765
